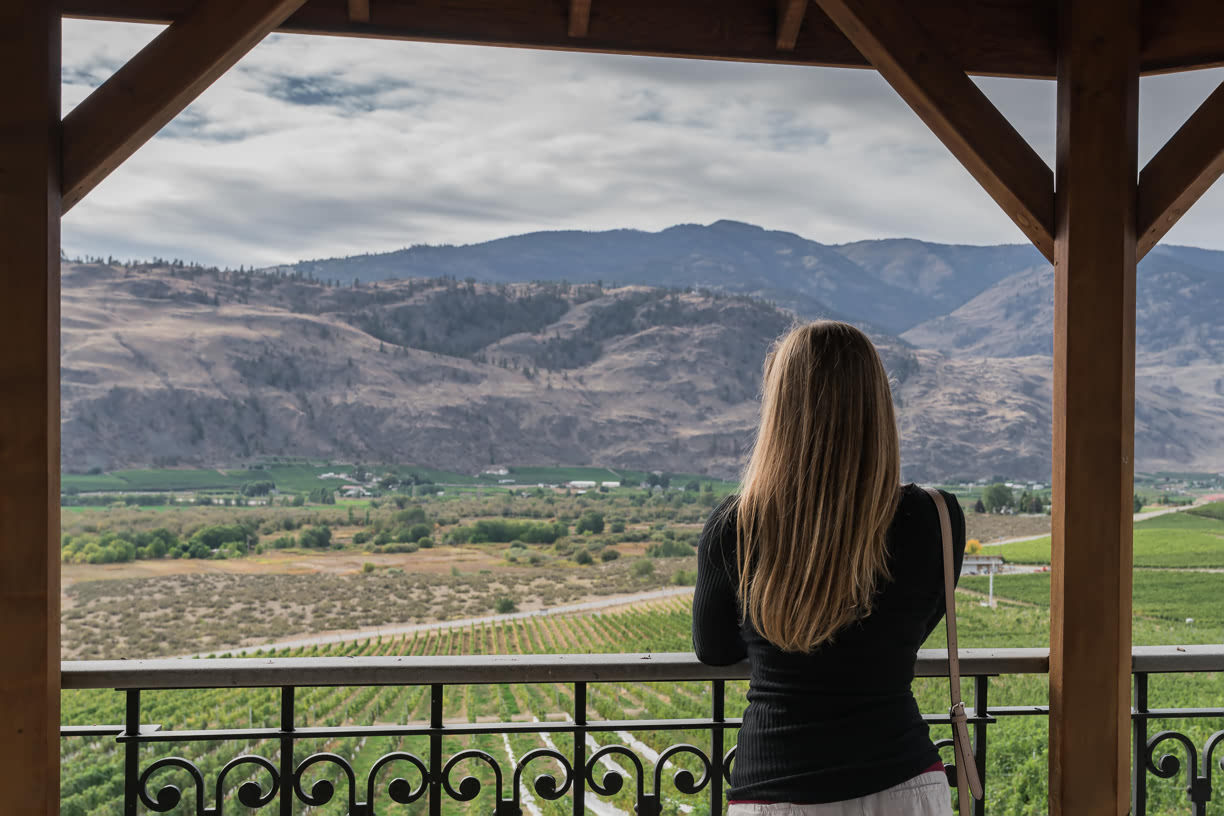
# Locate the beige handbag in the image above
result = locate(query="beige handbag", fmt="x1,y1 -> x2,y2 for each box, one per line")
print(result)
923,487 -> 984,814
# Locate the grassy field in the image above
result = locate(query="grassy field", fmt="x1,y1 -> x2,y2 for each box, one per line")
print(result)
987,509 -> 1224,567
962,570 -> 1224,627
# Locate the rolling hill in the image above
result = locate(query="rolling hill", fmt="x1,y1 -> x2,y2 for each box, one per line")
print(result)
61,222 -> 1224,480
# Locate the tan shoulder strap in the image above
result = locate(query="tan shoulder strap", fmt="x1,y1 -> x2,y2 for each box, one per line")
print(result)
922,487 -> 983,810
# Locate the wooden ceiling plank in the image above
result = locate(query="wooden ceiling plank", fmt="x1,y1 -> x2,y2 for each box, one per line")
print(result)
811,0 -> 1055,262
1137,81 -> 1224,259
60,0 -> 309,213
348,0 -> 370,24
776,0 -> 808,51
569,0 -> 592,38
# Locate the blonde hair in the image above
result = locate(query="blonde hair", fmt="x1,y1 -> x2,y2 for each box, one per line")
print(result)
734,321 -> 901,652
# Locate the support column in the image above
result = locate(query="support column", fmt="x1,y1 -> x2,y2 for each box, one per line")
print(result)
1049,1 -> 1139,814
0,2 -> 61,813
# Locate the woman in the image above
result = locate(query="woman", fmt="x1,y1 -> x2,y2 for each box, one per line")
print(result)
693,320 -> 965,815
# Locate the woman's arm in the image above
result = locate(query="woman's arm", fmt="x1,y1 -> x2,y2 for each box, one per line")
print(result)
692,499 -> 748,666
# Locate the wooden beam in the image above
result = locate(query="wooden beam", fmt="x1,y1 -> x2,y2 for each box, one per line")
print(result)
776,0 -> 807,51
1137,80 -> 1224,259
347,0 -> 369,24
811,0 -> 1055,261
0,2 -> 61,813
62,0 -> 1061,79
60,0 -> 308,213
1049,0 -> 1139,813
568,0 -> 591,38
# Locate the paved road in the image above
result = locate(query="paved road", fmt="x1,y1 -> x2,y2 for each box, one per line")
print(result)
184,586 -> 695,659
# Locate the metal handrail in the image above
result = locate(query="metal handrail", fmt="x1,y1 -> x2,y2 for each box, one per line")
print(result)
61,647 -> 1059,690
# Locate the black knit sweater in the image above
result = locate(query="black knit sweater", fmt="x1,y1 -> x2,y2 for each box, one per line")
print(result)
692,484 -> 966,803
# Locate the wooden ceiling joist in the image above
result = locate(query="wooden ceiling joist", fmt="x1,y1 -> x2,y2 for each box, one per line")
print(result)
1137,80 -> 1224,260
347,0 -> 370,24
811,0 -> 1056,262
776,0 -> 808,51
568,0 -> 592,38
60,0 -> 309,213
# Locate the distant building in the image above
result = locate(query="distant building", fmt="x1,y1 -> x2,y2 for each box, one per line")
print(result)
483,466 -> 510,476
568,480 -> 597,489
601,481 -> 621,488
961,555 -> 1006,576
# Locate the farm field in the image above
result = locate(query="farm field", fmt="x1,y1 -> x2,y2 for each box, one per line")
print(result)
59,485 -> 1059,659
961,570 -> 1224,627
60,593 -> 1224,816
60,464 -> 732,495
986,506 -> 1224,567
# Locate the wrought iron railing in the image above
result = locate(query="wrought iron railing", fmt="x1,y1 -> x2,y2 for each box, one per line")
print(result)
61,647 -> 1224,815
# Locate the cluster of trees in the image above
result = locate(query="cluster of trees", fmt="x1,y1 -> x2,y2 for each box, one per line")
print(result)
974,484 -> 1045,514
447,519 -> 569,545
307,487 -> 336,504
60,523 -> 258,564
240,481 -> 276,497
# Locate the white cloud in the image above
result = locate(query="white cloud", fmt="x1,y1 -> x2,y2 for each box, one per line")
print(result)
61,20 -> 1224,267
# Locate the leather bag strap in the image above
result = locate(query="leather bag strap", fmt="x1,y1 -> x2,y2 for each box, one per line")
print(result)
923,487 -> 983,811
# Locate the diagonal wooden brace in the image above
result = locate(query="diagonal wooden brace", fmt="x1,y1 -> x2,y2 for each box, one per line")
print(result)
61,0 -> 308,213
811,0 -> 1056,262
1137,80 -> 1224,260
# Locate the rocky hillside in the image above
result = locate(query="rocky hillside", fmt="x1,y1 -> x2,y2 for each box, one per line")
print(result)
61,264 -> 858,477
62,223 -> 1224,481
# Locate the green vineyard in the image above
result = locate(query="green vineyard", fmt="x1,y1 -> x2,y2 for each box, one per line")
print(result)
62,594 -> 1224,815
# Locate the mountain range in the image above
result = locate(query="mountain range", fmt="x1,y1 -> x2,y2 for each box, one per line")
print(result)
61,221 -> 1224,480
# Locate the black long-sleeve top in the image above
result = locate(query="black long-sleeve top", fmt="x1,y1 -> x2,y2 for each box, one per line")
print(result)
692,484 -> 966,804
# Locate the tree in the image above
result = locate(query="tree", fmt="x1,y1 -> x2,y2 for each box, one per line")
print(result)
982,484 -> 1014,513
1133,493 -> 1144,513
973,498 -> 986,514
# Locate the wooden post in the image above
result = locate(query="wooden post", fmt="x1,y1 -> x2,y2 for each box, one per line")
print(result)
1049,1 -> 1139,813
0,1 -> 61,813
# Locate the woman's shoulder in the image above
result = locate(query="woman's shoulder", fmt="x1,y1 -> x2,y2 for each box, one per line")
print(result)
702,494 -> 739,539
892,484 -> 963,549
896,483 -> 962,515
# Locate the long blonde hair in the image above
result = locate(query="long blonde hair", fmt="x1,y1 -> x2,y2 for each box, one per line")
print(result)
734,321 -> 901,652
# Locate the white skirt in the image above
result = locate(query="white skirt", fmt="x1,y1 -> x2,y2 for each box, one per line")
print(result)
726,771 -> 953,816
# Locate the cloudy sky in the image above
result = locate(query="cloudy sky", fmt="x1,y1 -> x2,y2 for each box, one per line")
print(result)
62,19 -> 1224,269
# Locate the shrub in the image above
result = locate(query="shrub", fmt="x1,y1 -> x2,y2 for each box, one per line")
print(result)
352,531 -> 371,545
494,597 -> 517,614
610,520 -> 626,534
575,512 -> 605,535
646,539 -> 695,558
417,536 -> 434,548
298,525 -> 333,549
632,559 -> 655,578
600,548 -> 621,562
574,549 -> 594,565
362,562 -> 376,573
672,570 -> 696,586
